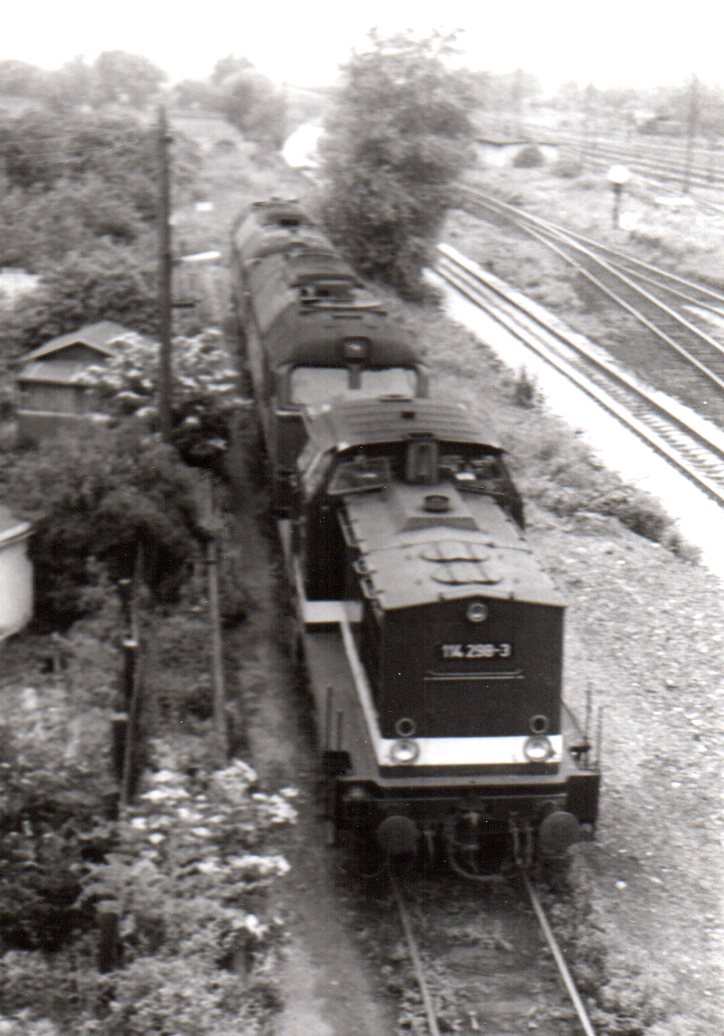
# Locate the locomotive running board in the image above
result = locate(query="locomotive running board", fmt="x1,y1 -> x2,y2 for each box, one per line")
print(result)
278,518 -> 362,628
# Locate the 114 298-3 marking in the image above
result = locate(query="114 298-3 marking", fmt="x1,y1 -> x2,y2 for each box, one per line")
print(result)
440,643 -> 512,660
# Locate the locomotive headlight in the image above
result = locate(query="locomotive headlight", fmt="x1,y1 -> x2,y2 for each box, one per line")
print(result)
467,601 -> 488,623
389,739 -> 420,764
524,735 -> 553,763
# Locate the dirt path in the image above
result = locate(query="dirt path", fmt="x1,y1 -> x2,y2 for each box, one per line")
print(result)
226,446 -> 397,1034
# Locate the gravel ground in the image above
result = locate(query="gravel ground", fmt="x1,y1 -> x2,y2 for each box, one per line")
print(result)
535,512 -> 723,1033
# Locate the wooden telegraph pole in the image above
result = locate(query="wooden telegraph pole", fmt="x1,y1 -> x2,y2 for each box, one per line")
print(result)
157,105 -> 173,442
682,74 -> 699,195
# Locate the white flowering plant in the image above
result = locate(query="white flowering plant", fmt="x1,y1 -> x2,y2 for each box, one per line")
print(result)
84,329 -> 243,470
79,761 -> 296,961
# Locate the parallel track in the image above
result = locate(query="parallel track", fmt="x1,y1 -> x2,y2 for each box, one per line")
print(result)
461,188 -> 724,394
390,868 -> 596,1035
554,135 -> 724,196
478,117 -> 724,199
435,241 -> 724,507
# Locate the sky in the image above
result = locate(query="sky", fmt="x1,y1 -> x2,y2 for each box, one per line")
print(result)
3,1 -> 724,93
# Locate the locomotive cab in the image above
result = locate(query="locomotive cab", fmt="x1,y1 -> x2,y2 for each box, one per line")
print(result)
289,399 -> 600,868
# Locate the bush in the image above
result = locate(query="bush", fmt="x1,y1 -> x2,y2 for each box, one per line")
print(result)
1,428 -> 204,627
512,144 -> 544,168
553,155 -> 583,178
83,328 -> 243,474
0,761 -> 297,1033
513,367 -> 537,407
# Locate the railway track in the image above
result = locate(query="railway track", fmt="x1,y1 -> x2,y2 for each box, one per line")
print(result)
551,135 -> 724,195
435,239 -> 724,507
477,118 -> 724,211
461,188 -> 724,393
389,867 -> 596,1035
557,146 -> 724,216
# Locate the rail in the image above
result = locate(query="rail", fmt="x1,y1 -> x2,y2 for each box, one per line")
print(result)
389,865 -> 598,1035
460,187 -> 724,393
522,871 -> 597,1036
389,871 -> 441,1036
436,238 -> 724,506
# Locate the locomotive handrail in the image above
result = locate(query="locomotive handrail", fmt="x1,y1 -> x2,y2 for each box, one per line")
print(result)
357,574 -> 379,600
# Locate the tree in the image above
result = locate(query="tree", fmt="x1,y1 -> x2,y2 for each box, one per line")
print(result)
319,31 -> 475,298
2,428 -> 205,627
5,242 -> 159,356
0,60 -> 47,99
91,51 -> 166,109
210,58 -> 286,147
50,56 -> 95,110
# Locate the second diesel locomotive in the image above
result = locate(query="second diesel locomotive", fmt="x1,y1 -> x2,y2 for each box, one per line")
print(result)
281,397 -> 600,875
231,200 -> 429,508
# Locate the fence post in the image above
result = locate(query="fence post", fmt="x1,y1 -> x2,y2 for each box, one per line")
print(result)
98,907 -> 122,973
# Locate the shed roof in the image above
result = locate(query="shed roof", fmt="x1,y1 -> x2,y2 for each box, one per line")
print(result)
22,321 -> 140,363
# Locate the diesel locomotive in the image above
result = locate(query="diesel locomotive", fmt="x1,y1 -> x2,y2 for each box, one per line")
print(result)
280,397 -> 600,875
231,200 -> 429,507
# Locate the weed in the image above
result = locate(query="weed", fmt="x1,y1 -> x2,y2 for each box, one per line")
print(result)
553,156 -> 583,178
513,367 -> 537,407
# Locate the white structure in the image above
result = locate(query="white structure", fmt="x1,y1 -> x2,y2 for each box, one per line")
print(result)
282,122 -> 324,170
0,505 -> 33,640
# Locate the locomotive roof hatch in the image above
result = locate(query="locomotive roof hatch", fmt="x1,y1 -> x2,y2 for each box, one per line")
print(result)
283,249 -> 360,287
232,199 -> 314,255
248,250 -> 376,332
249,197 -> 306,220
240,227 -> 333,264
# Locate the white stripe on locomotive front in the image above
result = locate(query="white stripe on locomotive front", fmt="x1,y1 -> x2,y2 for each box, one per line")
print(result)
339,614 -> 562,769
377,734 -> 563,766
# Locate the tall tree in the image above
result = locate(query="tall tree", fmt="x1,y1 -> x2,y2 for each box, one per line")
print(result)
91,51 -> 166,109
211,57 -> 286,147
320,31 -> 475,298
0,59 -> 47,98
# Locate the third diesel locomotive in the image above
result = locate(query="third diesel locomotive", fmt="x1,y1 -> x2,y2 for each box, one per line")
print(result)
231,198 -> 428,508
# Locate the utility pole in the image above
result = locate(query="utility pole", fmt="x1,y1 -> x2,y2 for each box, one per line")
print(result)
581,83 -> 597,169
682,74 -> 699,194
200,474 -> 227,765
157,105 -> 173,442
513,68 -> 524,137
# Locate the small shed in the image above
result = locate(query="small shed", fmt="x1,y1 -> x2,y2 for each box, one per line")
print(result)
16,321 -> 138,441
0,505 -> 32,641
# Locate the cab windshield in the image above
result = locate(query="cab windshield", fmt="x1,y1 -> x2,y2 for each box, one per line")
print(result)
289,365 -> 417,405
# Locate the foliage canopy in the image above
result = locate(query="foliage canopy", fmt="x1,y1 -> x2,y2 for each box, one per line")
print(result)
171,56 -> 287,149
320,32 -> 476,297
0,109 -> 198,361
0,52 -> 166,111
1,429 -> 203,627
